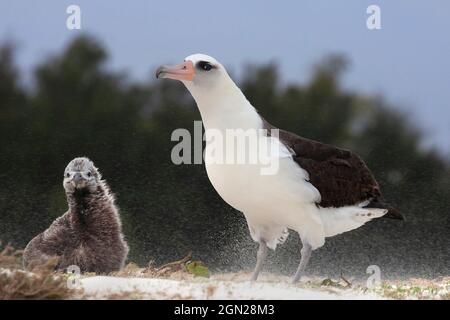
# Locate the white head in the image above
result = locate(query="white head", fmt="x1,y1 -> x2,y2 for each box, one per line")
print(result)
156,54 -> 237,102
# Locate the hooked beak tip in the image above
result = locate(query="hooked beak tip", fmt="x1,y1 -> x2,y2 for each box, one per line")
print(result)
155,66 -> 165,79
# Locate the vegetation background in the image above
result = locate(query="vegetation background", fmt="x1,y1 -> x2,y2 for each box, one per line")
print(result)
0,36 -> 448,279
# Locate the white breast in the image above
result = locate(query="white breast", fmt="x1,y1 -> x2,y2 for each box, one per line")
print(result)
204,129 -> 327,249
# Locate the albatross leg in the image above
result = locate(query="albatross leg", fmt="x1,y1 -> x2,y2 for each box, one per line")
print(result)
292,241 -> 312,283
250,241 -> 268,281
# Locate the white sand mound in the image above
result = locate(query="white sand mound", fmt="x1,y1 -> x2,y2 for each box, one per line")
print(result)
80,275 -> 383,300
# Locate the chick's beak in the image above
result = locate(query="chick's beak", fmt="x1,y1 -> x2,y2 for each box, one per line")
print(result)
72,173 -> 85,188
156,61 -> 195,81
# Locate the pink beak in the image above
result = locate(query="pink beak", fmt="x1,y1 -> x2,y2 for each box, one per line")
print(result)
156,60 -> 195,81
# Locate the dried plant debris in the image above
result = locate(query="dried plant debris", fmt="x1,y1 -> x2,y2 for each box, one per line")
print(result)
1,241 -> 448,300
340,272 -> 352,288
364,278 -> 450,300
0,242 -> 23,269
320,278 -> 345,288
110,262 -> 142,277
112,251 -> 210,280
0,253 -> 80,300
288,275 -> 449,300
149,251 -> 193,277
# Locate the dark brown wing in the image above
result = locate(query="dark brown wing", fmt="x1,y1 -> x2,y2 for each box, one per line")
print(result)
263,119 -> 381,207
23,213 -> 72,268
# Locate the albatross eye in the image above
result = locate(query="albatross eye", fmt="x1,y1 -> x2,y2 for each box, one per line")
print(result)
87,172 -> 92,177
65,173 -> 70,178
198,61 -> 213,71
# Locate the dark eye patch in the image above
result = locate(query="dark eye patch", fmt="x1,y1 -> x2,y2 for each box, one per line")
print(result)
197,61 -> 215,71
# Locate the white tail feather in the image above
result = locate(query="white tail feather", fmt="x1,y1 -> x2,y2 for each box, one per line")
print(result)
319,206 -> 388,237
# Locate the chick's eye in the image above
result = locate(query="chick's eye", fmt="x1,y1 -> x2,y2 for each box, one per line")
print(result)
87,172 -> 92,177
65,173 -> 70,178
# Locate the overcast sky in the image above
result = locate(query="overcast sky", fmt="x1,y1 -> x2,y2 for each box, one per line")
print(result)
1,1 -> 449,154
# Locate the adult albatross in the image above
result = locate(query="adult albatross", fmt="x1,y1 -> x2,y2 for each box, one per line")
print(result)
156,54 -> 403,282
